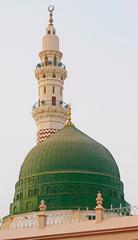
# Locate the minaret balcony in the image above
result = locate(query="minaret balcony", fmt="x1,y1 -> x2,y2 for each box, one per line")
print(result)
35,64 -> 67,80
32,100 -> 68,110
36,61 -> 66,70
32,100 -> 67,123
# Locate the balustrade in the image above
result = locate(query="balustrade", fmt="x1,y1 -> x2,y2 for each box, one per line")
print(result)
2,205 -> 138,230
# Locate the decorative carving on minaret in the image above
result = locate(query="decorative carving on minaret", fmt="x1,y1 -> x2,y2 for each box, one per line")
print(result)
32,6 -> 68,143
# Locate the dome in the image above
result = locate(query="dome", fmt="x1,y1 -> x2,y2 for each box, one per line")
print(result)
10,125 -> 128,215
19,125 -> 120,180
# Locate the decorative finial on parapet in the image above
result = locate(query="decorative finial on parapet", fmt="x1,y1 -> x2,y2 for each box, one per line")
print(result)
48,5 -> 54,26
96,191 -> 103,208
65,104 -> 73,126
38,200 -> 47,229
39,200 -> 47,212
95,191 -> 104,223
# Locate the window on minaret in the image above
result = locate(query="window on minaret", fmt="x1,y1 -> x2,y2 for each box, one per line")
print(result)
45,56 -> 48,66
44,86 -> 46,94
53,30 -> 55,34
48,30 -> 51,34
52,73 -> 56,78
52,96 -> 56,106
54,56 -> 56,66
60,87 -> 62,96
53,86 -> 55,93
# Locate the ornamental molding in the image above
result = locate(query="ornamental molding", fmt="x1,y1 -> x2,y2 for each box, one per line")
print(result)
35,66 -> 67,80
39,78 -> 63,86
32,106 -> 67,114
39,50 -> 62,60
33,113 -> 66,123
32,107 -> 67,122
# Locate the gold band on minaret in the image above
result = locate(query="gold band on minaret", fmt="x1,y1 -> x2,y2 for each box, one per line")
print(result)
48,5 -> 54,26
65,105 -> 73,126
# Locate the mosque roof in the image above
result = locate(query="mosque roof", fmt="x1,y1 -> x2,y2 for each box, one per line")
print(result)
19,125 -> 120,180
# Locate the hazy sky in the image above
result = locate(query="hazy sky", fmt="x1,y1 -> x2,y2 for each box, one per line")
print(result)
0,0 -> 138,219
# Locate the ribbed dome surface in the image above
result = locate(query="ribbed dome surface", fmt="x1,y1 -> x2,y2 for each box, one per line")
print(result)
19,125 -> 120,180
10,125 -> 128,215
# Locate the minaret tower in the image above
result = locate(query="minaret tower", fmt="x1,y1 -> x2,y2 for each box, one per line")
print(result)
32,6 -> 67,143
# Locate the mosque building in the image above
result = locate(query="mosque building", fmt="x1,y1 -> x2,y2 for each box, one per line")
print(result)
0,5 -> 138,240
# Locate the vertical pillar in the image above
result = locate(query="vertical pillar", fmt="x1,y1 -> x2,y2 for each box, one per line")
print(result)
38,200 -> 47,229
95,191 -> 104,223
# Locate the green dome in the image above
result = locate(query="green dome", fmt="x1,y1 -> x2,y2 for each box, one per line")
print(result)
10,125 -> 128,215
19,125 -> 120,180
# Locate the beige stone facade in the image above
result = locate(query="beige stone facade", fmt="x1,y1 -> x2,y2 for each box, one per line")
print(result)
1,215 -> 138,240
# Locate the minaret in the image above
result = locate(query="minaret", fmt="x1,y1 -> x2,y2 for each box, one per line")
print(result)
32,6 -> 67,143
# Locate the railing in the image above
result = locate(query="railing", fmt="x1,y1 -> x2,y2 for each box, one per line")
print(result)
3,211 -> 95,230
104,205 -> 138,218
36,61 -> 66,70
10,214 -> 38,229
46,212 -> 95,226
0,213 -> 39,230
2,206 -> 138,230
32,100 -> 69,110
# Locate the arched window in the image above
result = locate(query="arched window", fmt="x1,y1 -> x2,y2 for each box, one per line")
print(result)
52,73 -> 56,78
53,86 -> 55,93
44,86 -> 46,94
113,191 -> 117,198
20,192 -> 23,199
53,30 -> 55,34
48,30 -> 51,34
54,186 -> 59,193
13,206 -> 17,214
28,190 -> 33,197
121,193 -> 124,200
43,73 -> 46,78
34,189 -> 38,196
46,187 -> 52,194
52,96 -> 56,106
26,202 -> 33,211
16,194 -> 19,201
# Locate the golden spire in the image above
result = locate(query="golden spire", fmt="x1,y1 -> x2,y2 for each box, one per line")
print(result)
48,5 -> 54,26
65,104 -> 73,126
